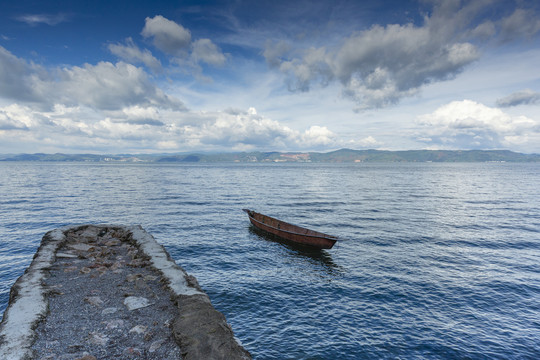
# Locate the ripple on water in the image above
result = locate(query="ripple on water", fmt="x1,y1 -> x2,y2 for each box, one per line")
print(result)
1,162 -> 539,359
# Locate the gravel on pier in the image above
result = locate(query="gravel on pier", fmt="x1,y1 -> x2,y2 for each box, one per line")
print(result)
0,225 -> 251,360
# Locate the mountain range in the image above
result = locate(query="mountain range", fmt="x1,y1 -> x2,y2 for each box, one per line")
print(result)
1,149 -> 539,163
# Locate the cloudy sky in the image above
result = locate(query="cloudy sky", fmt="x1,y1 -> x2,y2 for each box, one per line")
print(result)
1,0 -> 539,154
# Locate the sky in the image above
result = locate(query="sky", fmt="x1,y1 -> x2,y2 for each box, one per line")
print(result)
1,0 -> 539,154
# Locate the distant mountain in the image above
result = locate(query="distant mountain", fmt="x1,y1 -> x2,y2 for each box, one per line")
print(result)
309,149 -> 540,162
1,149 -> 539,163
156,155 -> 201,162
0,153 -> 103,162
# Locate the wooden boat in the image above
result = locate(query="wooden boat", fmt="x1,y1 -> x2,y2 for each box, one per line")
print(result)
243,209 -> 338,249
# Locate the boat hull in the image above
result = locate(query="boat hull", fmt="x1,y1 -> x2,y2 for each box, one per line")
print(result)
243,209 -> 337,249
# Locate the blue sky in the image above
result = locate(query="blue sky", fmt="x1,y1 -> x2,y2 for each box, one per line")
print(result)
1,0 -> 539,154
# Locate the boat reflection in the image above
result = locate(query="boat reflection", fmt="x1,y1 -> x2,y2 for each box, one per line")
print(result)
248,226 -> 343,276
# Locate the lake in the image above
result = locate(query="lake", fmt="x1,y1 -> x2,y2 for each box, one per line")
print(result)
1,162 -> 539,359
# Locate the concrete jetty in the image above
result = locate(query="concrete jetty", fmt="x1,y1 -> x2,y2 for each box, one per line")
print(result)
0,225 -> 251,360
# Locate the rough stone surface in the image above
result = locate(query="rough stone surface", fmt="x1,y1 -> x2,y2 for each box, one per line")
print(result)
30,226 -> 181,360
0,225 -> 251,360
0,229 -> 64,360
173,293 -> 252,360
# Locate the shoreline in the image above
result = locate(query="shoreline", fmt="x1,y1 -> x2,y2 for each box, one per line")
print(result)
0,225 -> 251,360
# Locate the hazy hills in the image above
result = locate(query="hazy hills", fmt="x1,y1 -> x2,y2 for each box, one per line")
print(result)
1,149 -> 539,163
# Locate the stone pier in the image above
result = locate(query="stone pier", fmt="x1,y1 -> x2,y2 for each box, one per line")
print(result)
0,225 -> 251,360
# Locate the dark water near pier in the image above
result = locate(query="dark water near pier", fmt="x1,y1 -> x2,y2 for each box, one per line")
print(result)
1,162 -> 539,359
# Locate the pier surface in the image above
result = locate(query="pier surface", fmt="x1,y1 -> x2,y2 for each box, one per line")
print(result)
0,225 -> 251,360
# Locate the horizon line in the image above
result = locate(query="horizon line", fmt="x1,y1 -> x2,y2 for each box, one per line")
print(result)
1,148 -> 539,156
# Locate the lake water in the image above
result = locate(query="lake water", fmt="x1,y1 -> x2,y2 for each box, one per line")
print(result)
1,162 -> 539,359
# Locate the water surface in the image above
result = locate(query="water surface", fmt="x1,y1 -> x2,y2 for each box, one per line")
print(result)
1,162 -> 539,359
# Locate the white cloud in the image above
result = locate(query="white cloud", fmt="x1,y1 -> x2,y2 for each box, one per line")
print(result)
0,103 -> 104,151
264,1 -> 540,110
191,39 -> 226,66
16,13 -> 69,26
499,9 -> 540,42
0,45 -> 197,153
337,32 -> 479,110
267,19 -> 480,110
0,46 -> 43,102
300,125 -> 336,147
186,109 -> 342,151
141,15 -> 192,56
263,40 -> 290,67
0,46 -> 185,112
0,104 -> 31,130
108,38 -> 162,73
278,47 -> 333,92
54,61 -> 185,111
140,15 -> 226,75
416,100 -> 540,151
496,89 -> 540,107
193,108 -> 295,149
357,136 -> 381,147
0,101 -> 344,153
106,105 -> 164,126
